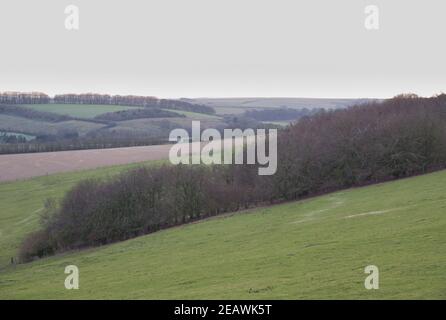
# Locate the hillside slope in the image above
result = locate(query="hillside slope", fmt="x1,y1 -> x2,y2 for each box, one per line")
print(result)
0,170 -> 445,299
187,97 -> 378,115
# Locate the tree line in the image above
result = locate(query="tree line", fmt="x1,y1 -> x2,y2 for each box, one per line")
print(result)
95,108 -> 183,121
0,91 -> 216,114
19,93 -> 446,262
0,92 -> 50,104
0,131 -> 169,155
53,93 -> 216,114
53,93 -> 158,106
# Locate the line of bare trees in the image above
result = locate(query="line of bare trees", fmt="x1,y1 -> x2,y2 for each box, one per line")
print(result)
53,93 -> 215,114
0,92 -> 50,104
19,93 -> 446,262
0,91 -> 216,114
53,93 -> 159,106
0,134 -> 169,154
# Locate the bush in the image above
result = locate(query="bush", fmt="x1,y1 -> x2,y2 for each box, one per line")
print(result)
271,94 -> 446,200
18,230 -> 53,263
19,165 -> 266,256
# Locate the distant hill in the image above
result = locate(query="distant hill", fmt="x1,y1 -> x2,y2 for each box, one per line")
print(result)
183,97 -> 380,114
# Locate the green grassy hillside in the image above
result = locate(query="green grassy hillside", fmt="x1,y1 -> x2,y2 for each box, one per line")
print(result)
21,104 -> 142,119
0,114 -> 105,136
0,169 -> 445,299
0,161 -> 164,268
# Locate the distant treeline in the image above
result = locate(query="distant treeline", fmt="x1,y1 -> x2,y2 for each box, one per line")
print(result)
0,91 -> 215,114
155,99 -> 215,115
0,92 -> 50,104
19,164 -> 265,261
0,132 -> 28,144
243,107 -> 323,122
53,93 -> 158,106
0,132 -> 169,155
19,93 -> 446,262
95,108 -> 182,121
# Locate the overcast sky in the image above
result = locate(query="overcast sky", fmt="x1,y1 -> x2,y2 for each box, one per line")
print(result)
0,0 -> 445,99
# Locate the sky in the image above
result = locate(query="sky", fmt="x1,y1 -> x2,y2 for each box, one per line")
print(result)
0,0 -> 445,99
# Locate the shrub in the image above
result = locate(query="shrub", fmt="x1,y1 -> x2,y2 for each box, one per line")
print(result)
18,230 -> 53,263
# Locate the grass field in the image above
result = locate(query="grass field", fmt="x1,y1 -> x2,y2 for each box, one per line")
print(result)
0,164 -> 445,299
0,114 -> 105,136
21,104 -> 142,119
165,109 -> 221,120
0,160 -> 166,268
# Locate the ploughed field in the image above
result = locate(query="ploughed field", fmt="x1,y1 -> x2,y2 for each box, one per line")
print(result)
0,163 -> 445,299
0,135 -> 254,182
0,144 -> 173,182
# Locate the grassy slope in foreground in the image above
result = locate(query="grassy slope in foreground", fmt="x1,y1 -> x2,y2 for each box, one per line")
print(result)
0,170 -> 445,299
0,160 -> 165,268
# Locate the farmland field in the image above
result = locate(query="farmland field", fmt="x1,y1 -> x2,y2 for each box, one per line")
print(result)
189,97 -> 377,114
0,134 -> 252,182
0,104 -> 226,142
0,114 -> 105,136
165,109 -> 221,120
109,117 -> 227,136
21,104 -> 142,119
0,167 -> 445,299
0,144 -> 173,182
212,106 -> 261,115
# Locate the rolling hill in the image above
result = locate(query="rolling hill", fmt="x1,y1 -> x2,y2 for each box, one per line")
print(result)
0,164 -> 445,299
186,97 -> 378,115
20,104 -> 143,119
0,104 -> 226,152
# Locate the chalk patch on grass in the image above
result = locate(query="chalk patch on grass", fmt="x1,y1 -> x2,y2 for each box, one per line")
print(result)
343,202 -> 423,219
14,208 -> 43,226
291,196 -> 345,224
344,209 -> 391,219
290,217 -> 317,224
